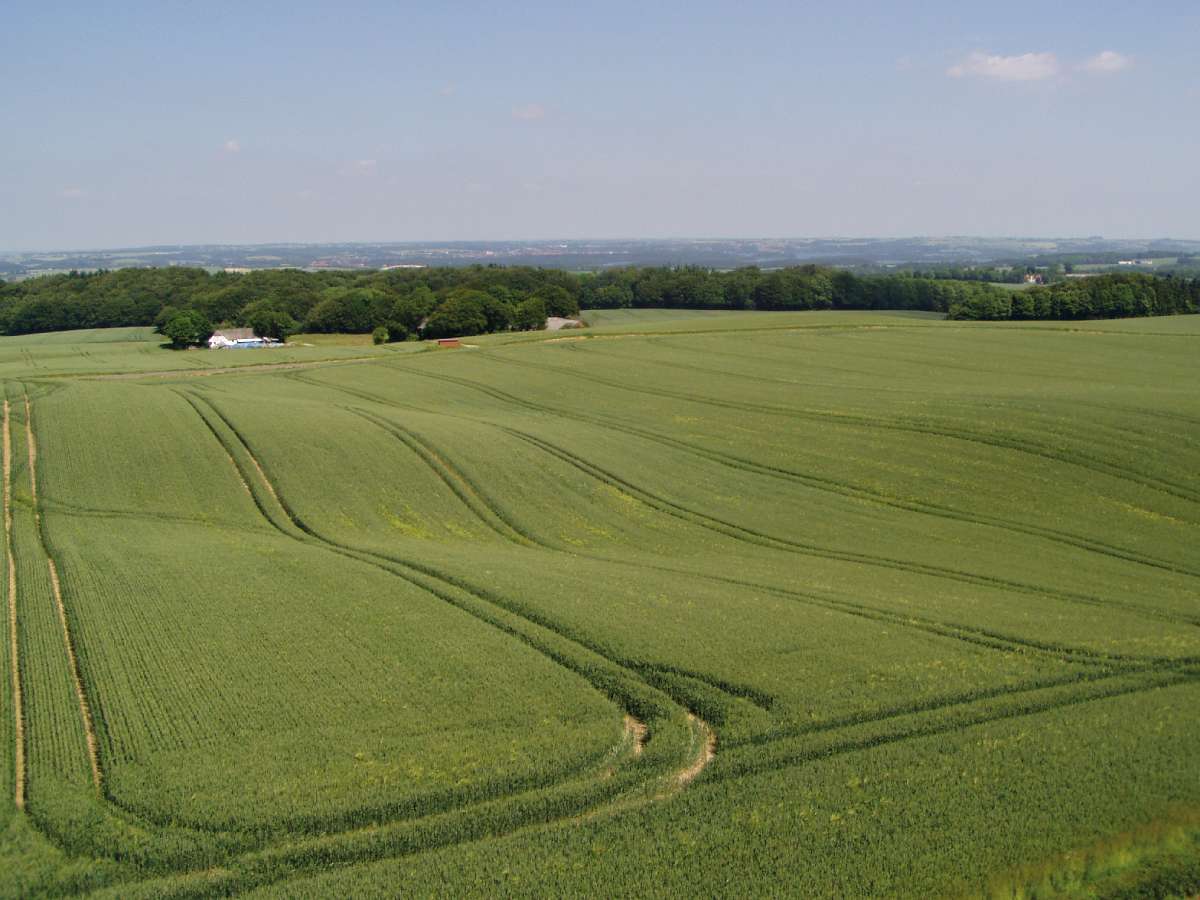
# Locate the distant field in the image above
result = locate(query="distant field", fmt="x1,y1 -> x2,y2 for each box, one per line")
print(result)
290,332 -> 381,347
581,306 -> 944,332
0,327 -> 419,379
1,309 -> 1198,897
1074,258 -> 1177,272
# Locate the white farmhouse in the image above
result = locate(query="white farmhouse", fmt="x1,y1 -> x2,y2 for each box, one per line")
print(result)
208,328 -> 255,349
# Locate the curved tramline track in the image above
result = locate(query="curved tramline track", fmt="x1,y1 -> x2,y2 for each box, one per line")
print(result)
355,360 -> 1200,580
3,400 -> 26,811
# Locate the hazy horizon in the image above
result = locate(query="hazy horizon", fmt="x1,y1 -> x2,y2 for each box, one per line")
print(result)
3,0 -> 1197,251
7,234 -> 1200,258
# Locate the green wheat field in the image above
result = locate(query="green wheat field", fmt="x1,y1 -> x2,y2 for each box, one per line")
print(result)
2,310 -> 1198,897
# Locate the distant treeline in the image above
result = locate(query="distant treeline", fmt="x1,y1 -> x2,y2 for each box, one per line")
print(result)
945,273 -> 1200,321
0,265 -> 1195,340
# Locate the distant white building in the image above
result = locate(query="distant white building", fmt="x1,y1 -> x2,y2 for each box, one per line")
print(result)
208,328 -> 278,349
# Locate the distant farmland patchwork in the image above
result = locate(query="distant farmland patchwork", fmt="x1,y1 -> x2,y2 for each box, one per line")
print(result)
1,310 -> 1198,897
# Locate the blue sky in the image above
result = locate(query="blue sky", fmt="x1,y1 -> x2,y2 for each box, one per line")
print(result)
2,0 -> 1197,249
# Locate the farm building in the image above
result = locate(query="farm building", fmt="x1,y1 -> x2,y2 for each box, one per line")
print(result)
437,338 -> 462,348
208,328 -> 279,349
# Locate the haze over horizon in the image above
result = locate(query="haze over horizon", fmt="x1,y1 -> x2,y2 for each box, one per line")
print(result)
3,0 -> 1197,251
5,233 -> 1200,258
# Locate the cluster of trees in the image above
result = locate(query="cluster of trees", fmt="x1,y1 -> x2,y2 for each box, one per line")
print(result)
874,265 -> 1057,284
0,264 -> 1194,342
946,273 -> 1200,321
0,266 -> 580,345
577,265 -> 1036,315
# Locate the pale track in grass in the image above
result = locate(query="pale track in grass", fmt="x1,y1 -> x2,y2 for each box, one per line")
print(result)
625,714 -> 647,757
673,714 -> 716,789
3,400 -> 25,810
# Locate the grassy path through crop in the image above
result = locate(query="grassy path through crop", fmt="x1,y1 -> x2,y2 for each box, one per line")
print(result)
3,400 -> 25,811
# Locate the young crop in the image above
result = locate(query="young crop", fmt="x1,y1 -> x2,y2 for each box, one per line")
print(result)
1,309 -> 1197,897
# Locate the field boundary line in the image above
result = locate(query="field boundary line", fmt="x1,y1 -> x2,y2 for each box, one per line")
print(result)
3,400 -> 25,810
24,393 -> 104,796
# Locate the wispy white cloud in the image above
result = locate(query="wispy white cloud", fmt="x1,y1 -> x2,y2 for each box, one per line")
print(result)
439,84 -> 456,96
947,51 -> 1059,82
58,187 -> 86,199
1081,50 -> 1132,74
338,159 -> 378,177
512,103 -> 546,122
223,138 -> 241,153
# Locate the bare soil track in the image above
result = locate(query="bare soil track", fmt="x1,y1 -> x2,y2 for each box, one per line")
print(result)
674,714 -> 716,788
